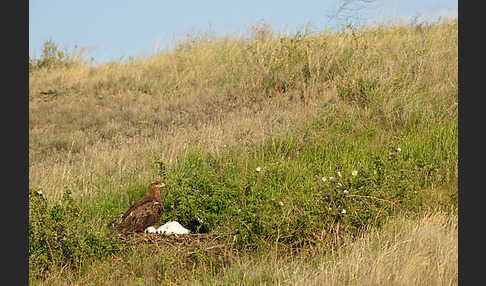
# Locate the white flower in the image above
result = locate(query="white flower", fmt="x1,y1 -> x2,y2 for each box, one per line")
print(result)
341,209 -> 347,214
352,170 -> 358,176
337,171 -> 342,178
322,177 -> 327,182
343,190 -> 349,194
36,190 -> 43,195
279,201 -> 284,206
256,167 -> 262,172
337,182 -> 343,187
329,176 -> 335,180
396,147 -> 402,152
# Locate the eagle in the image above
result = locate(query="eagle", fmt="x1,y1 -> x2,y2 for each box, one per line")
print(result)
116,181 -> 166,235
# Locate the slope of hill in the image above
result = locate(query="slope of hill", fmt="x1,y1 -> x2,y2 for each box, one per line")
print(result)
29,19 -> 457,285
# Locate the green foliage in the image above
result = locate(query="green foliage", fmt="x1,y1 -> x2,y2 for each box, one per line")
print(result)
156,119 -> 457,248
29,187 -> 120,278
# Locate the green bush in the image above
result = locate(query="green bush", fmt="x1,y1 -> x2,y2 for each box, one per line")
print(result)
29,187 -> 120,277
156,119 -> 457,248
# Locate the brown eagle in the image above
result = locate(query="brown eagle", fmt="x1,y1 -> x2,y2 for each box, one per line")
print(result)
116,181 -> 166,235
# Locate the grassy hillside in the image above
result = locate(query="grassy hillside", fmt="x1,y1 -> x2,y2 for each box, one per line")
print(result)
29,19 -> 457,285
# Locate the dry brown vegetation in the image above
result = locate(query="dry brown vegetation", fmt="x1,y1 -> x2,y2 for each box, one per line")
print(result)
29,21 -> 457,202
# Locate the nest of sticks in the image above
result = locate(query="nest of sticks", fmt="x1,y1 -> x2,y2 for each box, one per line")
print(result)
119,231 -> 238,255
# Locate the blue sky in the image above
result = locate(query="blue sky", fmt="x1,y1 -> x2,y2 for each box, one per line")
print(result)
29,0 -> 457,64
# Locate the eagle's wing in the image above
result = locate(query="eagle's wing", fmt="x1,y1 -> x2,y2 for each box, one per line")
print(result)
117,200 -> 163,234
121,196 -> 153,219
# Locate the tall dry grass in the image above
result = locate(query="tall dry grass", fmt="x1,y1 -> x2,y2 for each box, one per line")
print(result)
29,20 -> 457,202
191,211 -> 457,286
312,212 -> 457,285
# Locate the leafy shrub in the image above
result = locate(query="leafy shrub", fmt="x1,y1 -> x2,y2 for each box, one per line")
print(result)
29,187 -> 120,277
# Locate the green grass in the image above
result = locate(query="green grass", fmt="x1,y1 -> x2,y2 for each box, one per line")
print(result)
29,19 -> 457,285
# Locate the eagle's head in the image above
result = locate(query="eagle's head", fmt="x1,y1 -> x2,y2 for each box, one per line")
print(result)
148,181 -> 166,199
